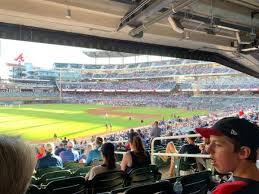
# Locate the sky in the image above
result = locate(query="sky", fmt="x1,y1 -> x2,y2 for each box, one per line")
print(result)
0,39 -> 172,79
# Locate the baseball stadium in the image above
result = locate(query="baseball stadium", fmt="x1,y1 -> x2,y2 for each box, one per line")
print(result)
0,0 -> 259,194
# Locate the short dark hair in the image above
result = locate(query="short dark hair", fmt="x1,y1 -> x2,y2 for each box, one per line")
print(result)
231,138 -> 257,162
187,131 -> 197,142
96,137 -> 103,146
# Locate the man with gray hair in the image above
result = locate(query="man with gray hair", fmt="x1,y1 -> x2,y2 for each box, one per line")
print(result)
60,141 -> 79,163
36,143 -> 63,169
0,135 -> 35,194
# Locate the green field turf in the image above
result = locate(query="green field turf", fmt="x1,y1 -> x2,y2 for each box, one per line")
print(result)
0,104 -> 208,142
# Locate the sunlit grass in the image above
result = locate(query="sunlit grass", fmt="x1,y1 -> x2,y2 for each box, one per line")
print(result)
0,104 -> 208,141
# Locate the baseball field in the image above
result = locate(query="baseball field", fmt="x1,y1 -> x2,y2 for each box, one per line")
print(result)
0,104 -> 208,142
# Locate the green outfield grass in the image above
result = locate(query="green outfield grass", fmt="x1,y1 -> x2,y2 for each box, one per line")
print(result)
0,104 -> 208,141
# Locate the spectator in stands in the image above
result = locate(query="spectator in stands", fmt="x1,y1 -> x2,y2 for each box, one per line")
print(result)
160,140 -> 178,177
36,144 -> 46,160
116,142 -> 126,151
196,117 -> 259,193
59,141 -> 79,163
178,131 -> 200,176
86,137 -> 103,166
55,142 -> 66,156
79,144 -> 93,163
0,135 -> 35,194
121,132 -> 151,172
62,137 -> 68,145
85,143 -> 120,180
36,143 -> 63,169
150,121 -> 161,146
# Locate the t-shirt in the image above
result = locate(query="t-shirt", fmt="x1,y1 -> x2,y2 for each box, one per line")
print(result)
213,176 -> 259,194
86,148 -> 102,166
179,144 -> 200,171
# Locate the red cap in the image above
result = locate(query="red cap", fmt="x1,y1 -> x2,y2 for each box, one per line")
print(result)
195,127 -> 224,138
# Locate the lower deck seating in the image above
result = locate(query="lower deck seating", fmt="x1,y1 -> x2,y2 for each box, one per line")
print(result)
86,170 -> 125,194
27,167 -> 212,194
27,176 -> 85,194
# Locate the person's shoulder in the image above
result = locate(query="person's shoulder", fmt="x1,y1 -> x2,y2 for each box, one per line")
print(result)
213,181 -> 248,194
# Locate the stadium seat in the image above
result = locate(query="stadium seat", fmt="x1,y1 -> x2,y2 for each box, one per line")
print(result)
39,170 -> 72,186
123,180 -> 172,194
31,176 -> 39,185
166,170 -> 212,194
86,170 -> 125,194
44,176 -> 86,194
125,164 -> 161,186
64,162 -> 85,171
26,184 -> 42,194
72,166 -> 91,177
35,166 -> 64,178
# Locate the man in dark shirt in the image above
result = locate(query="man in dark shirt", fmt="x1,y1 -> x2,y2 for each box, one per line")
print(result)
179,131 -> 200,176
36,143 -> 63,169
150,121 -> 161,146
55,142 -> 66,156
196,117 -> 259,194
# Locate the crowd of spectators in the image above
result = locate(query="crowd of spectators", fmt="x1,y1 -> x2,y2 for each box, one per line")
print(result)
62,80 -> 176,90
63,92 -> 259,111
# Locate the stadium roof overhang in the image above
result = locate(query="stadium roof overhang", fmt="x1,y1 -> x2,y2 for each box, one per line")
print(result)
0,0 -> 259,78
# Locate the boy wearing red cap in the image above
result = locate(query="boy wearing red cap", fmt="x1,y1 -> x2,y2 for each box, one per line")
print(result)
196,117 -> 259,194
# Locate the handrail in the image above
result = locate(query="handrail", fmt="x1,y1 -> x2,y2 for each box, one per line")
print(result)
151,134 -> 209,164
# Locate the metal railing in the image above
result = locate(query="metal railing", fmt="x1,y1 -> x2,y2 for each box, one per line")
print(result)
151,134 -> 210,164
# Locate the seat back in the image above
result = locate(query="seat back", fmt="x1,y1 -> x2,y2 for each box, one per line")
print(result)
181,171 -> 211,194
26,184 -> 42,194
167,170 -> 212,194
35,166 -> 63,178
39,170 -> 72,186
86,170 -> 125,194
72,166 -> 91,177
64,162 -> 85,171
123,180 -> 172,194
126,164 -> 161,186
44,176 -> 86,194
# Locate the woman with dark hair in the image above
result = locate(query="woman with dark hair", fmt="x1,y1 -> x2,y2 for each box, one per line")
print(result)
85,142 -> 120,180
120,132 -> 151,172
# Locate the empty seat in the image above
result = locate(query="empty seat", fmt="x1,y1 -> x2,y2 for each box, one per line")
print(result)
39,170 -> 72,186
44,176 -> 86,194
64,162 -> 85,171
126,164 -> 161,186
167,170 -> 212,194
86,170 -> 125,194
35,166 -> 63,178
26,184 -> 42,194
123,180 -> 172,194
72,166 -> 91,177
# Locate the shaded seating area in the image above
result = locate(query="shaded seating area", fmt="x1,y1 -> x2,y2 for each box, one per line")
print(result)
35,167 -> 63,178
44,176 -> 86,194
166,170 -> 212,194
32,170 -> 72,186
72,166 -> 91,177
86,170 -> 125,194
27,165 -> 213,194
123,180 -> 172,194
125,164 -> 162,186
102,170 -> 212,194
26,176 -> 86,194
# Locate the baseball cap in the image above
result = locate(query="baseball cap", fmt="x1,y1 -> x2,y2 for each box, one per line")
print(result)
195,117 -> 259,149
